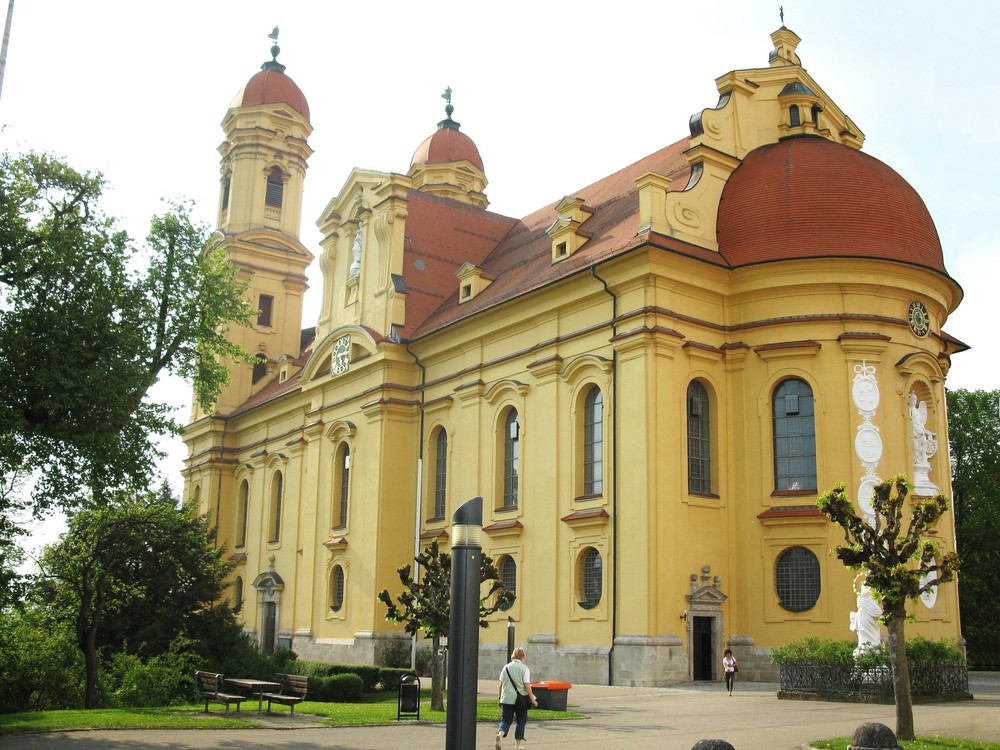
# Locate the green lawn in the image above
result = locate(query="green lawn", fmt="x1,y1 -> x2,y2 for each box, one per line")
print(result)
0,693 -> 581,736
811,738 -> 1000,750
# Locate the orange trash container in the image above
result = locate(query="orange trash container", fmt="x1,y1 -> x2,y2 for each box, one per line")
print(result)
530,680 -> 572,711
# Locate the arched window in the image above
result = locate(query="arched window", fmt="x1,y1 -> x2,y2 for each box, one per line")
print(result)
498,556 -> 517,611
687,380 -> 711,493
772,378 -> 817,491
502,410 -> 520,509
233,575 -> 244,614
789,104 -> 801,127
265,166 -> 284,208
236,479 -> 249,548
776,546 -> 821,612
268,471 -> 283,543
578,547 -> 603,610
583,387 -> 603,496
336,444 -> 351,527
330,566 -> 345,612
433,428 -> 448,519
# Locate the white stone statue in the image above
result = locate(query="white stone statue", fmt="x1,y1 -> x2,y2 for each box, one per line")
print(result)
348,223 -> 363,278
850,575 -> 882,658
908,392 -> 939,495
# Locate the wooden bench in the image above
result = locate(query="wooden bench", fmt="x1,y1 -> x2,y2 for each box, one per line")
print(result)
194,670 -> 246,713
261,673 -> 308,714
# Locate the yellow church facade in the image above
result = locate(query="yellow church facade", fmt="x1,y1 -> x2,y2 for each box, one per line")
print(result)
183,27 -> 965,685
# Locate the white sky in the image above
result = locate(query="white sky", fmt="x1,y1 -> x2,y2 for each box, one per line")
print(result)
3,1 -> 999,552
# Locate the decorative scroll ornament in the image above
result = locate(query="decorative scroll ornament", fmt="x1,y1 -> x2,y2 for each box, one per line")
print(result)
852,361 -> 881,525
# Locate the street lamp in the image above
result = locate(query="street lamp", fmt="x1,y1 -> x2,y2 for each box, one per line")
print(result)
445,496 -> 483,750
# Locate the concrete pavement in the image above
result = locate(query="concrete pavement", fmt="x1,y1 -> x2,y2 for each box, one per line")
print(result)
1,675 -> 997,749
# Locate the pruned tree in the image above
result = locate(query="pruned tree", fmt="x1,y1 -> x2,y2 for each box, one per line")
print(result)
378,539 -> 514,711
817,474 -> 960,740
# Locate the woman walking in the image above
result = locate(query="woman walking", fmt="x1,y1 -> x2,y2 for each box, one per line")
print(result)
497,646 -> 538,750
722,648 -> 738,696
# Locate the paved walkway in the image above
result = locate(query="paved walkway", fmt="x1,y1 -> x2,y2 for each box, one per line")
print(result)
2,675 -> 997,749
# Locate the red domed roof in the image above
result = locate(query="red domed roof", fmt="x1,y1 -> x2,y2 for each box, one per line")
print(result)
717,137 -> 945,274
411,126 -> 484,172
233,69 -> 310,120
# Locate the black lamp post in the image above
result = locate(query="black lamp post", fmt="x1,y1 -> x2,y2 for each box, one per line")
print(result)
445,496 -> 483,750
507,616 -> 515,662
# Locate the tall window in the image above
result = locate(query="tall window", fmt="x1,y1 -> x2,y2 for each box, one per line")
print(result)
687,380 -> 711,493
257,294 -> 274,327
336,444 -> 351,527
502,410 -> 519,508
499,556 -> 516,611
236,479 -> 249,548
772,378 -> 817,491
233,575 -> 244,614
578,547 -> 603,610
221,175 -> 231,211
433,428 -> 448,519
583,387 -> 603,495
776,546 -> 821,612
268,472 -> 283,543
330,566 -> 345,612
265,166 -> 284,208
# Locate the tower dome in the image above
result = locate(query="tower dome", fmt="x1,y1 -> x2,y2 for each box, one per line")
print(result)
230,33 -> 310,120
717,136 -> 945,274
408,89 -> 488,208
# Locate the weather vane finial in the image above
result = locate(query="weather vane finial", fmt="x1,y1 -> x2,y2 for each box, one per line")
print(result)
438,87 -> 460,130
261,25 -> 286,73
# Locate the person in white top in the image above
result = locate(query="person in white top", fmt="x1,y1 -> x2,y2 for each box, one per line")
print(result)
496,646 -> 538,750
722,648 -> 738,696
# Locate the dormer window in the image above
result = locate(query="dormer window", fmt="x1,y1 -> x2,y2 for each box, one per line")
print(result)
547,196 -> 593,263
456,262 -> 492,303
789,105 -> 801,127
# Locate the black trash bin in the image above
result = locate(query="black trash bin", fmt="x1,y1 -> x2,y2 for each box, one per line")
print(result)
397,673 -> 421,720
530,681 -> 572,711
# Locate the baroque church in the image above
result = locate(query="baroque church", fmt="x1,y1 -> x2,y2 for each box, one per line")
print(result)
183,25 -> 965,685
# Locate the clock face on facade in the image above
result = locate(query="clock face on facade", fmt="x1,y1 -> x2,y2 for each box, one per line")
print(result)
907,300 -> 930,337
332,336 -> 351,375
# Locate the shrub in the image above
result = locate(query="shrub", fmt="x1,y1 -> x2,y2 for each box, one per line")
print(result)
379,667 -> 415,690
309,673 -> 364,702
0,607 -> 84,712
770,636 -> 965,670
101,636 -> 201,707
376,637 -> 412,668
297,661 -> 380,691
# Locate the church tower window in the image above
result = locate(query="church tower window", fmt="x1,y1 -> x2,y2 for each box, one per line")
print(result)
265,167 -> 284,208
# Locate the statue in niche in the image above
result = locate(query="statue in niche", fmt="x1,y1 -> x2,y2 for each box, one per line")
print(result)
850,574 -> 882,658
909,392 -> 939,495
348,223 -> 363,278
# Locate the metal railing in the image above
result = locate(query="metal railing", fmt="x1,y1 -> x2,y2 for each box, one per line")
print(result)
779,663 -> 969,697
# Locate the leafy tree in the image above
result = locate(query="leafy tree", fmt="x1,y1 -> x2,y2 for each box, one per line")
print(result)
817,474 -> 960,740
946,388 -> 1000,668
36,492 -> 235,708
378,539 -> 513,711
0,150 -> 254,513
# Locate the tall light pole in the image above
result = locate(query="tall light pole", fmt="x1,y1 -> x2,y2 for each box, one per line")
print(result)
445,496 -> 483,750
0,0 -> 14,103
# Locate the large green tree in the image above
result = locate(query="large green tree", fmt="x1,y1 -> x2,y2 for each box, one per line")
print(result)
817,475 -> 960,740
36,490 -> 235,709
946,388 -> 1000,667
0,151 -> 254,590
378,539 -> 513,711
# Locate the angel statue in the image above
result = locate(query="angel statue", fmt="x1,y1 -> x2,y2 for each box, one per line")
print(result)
909,392 -> 939,495
850,574 -> 882,658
